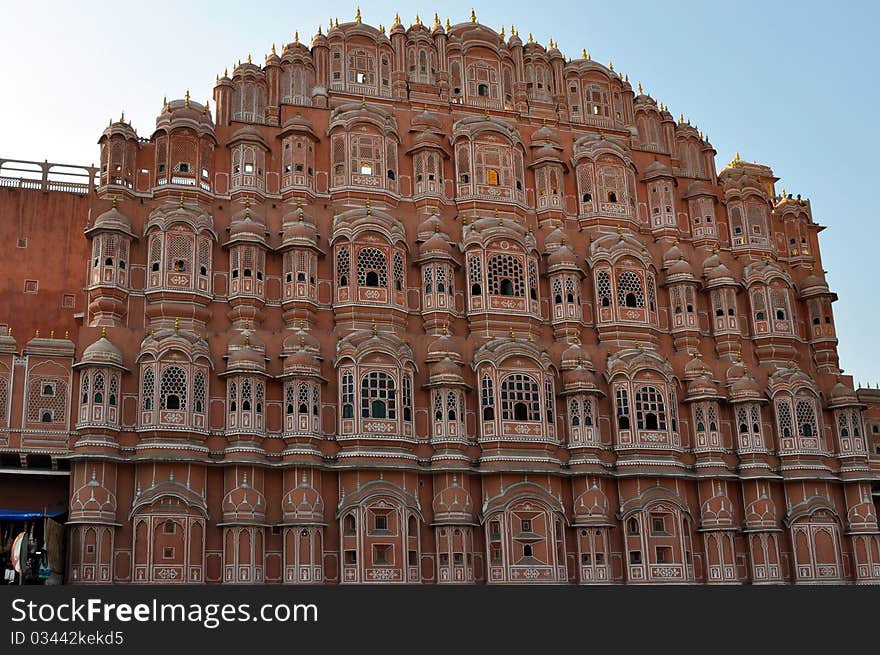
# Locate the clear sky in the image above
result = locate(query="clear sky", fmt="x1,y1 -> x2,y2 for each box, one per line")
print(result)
2,1 -> 878,384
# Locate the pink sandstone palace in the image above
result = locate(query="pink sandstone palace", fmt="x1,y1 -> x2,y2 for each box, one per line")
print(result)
1,10 -> 879,585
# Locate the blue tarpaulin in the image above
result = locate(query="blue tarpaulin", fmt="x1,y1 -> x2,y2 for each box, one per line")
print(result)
0,510 -> 66,520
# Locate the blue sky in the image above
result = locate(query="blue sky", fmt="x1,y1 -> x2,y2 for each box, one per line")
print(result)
2,0 -> 878,384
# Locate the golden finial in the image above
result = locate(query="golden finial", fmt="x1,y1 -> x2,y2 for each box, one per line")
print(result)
178,193 -> 185,208
101,327 -> 107,338
395,12 -> 401,24
508,327 -> 515,340
335,18 -> 339,27
371,321 -> 378,336
743,366 -> 750,376
184,89 -> 190,106
216,73 -> 219,83
434,12 -> 440,26
608,61 -> 613,71
112,196 -> 118,209
528,32 -> 533,43
442,323 -> 448,336
174,318 -> 179,332
510,24 -> 515,36
329,18 -> 333,30
617,224 -> 624,240
361,95 -> 366,109
272,43 -> 277,54
734,151 -> 740,163
298,319 -> 305,329
244,319 -> 250,330
317,25 -> 322,36
6,327 -> 10,336
379,24 -> 385,34
65,330 -> 69,339
736,350 -> 743,362
35,329 -> 40,338
679,112 -> 684,124
120,110 -> 125,123
470,9 -> 477,23
366,199 -> 372,215
223,68 -> 228,78
247,53 -> 252,64
415,14 -> 421,26
244,333 -> 250,347
637,81 -> 643,94
699,129 -> 704,140
500,26 -> 505,40
446,18 -> 451,30
204,99 -> 210,114
355,6 -> 362,23
50,330 -> 54,339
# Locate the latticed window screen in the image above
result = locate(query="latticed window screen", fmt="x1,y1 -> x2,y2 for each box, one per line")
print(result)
350,135 -> 381,175
80,373 -> 90,404
148,235 -> 162,272
341,371 -> 355,418
597,163 -> 625,203
795,398 -> 818,439
357,247 -> 388,286
544,378 -> 555,423
0,376 -> 8,425
27,377 -> 67,423
160,366 -> 187,411
770,288 -> 789,320
528,260 -> 538,300
312,384 -> 320,416
360,371 -> 396,420
647,275 -> 657,311
597,270 -> 612,306
433,391 -> 445,420
582,398 -> 594,426
707,404 -> 718,431
553,277 -> 563,303
635,385 -> 667,431
617,271 -> 644,307
167,233 -> 193,272
481,375 -> 495,419
298,382 -> 310,415
423,265 -> 434,292
402,374 -> 412,421
694,404 -> 706,432
336,245 -> 351,285
393,251 -> 404,291
585,83 -> 610,116
92,372 -> 104,404
284,382 -> 295,415
474,145 -> 512,186
142,368 -> 155,410
468,255 -> 482,291
437,265 -> 449,293
776,399 -> 793,438
241,379 -> 252,411
500,374 -> 541,421
456,144 -> 470,181
347,49 -> 375,84
466,63 -> 499,98
487,254 -> 524,296
229,381 -> 238,411
569,398 -> 581,426
447,391 -> 461,423
193,371 -> 206,413
616,388 -> 630,426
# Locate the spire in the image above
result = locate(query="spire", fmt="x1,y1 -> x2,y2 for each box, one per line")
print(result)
500,26 -> 505,40
247,53 -> 252,64
271,42 -> 276,54
528,32 -> 533,43
355,6 -> 362,23
470,9 -> 477,23
434,12 -> 440,26
637,81 -> 643,94
395,12 -> 401,24
445,18 -> 451,30
184,89 -> 190,107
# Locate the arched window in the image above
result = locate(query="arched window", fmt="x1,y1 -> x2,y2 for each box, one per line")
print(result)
160,366 -> 187,411
500,374 -> 540,421
616,387 -> 630,429
617,271 -> 644,308
142,368 -> 154,410
361,371 -> 396,420
487,254 -> 524,297
635,385 -> 667,431
481,374 -> 495,421
341,371 -> 354,419
795,398 -> 818,440
357,247 -> 388,288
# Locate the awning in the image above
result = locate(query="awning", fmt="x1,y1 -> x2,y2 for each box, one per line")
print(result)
0,510 -> 66,521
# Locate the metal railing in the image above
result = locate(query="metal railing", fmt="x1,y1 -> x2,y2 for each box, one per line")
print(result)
0,157 -> 97,194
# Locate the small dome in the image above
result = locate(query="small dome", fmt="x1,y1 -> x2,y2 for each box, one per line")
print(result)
543,225 -> 567,252
563,365 -> 598,392
668,258 -> 693,277
419,229 -> 454,258
227,344 -> 266,372
432,478 -> 474,524
416,213 -> 443,239
700,493 -> 734,529
730,372 -> 762,402
684,354 -> 710,380
283,325 -> 320,354
828,381 -> 859,408
745,496 -> 776,529
69,471 -> 117,522
427,331 -> 461,363
90,204 -> 134,236
561,340 -> 592,369
411,108 -> 442,131
81,335 -> 124,369
228,214 -> 267,244
547,242 -> 578,268
686,374 -> 718,400
705,262 -> 734,282
222,476 -> 267,523
573,484 -> 611,524
663,242 -> 684,265
282,478 -> 325,524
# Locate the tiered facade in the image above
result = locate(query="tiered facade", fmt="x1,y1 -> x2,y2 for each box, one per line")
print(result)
2,10 -> 880,584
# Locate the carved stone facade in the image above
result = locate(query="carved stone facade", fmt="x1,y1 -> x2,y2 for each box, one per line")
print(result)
1,10 -> 879,584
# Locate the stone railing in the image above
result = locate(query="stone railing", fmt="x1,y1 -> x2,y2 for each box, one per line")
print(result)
0,157 -> 97,194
